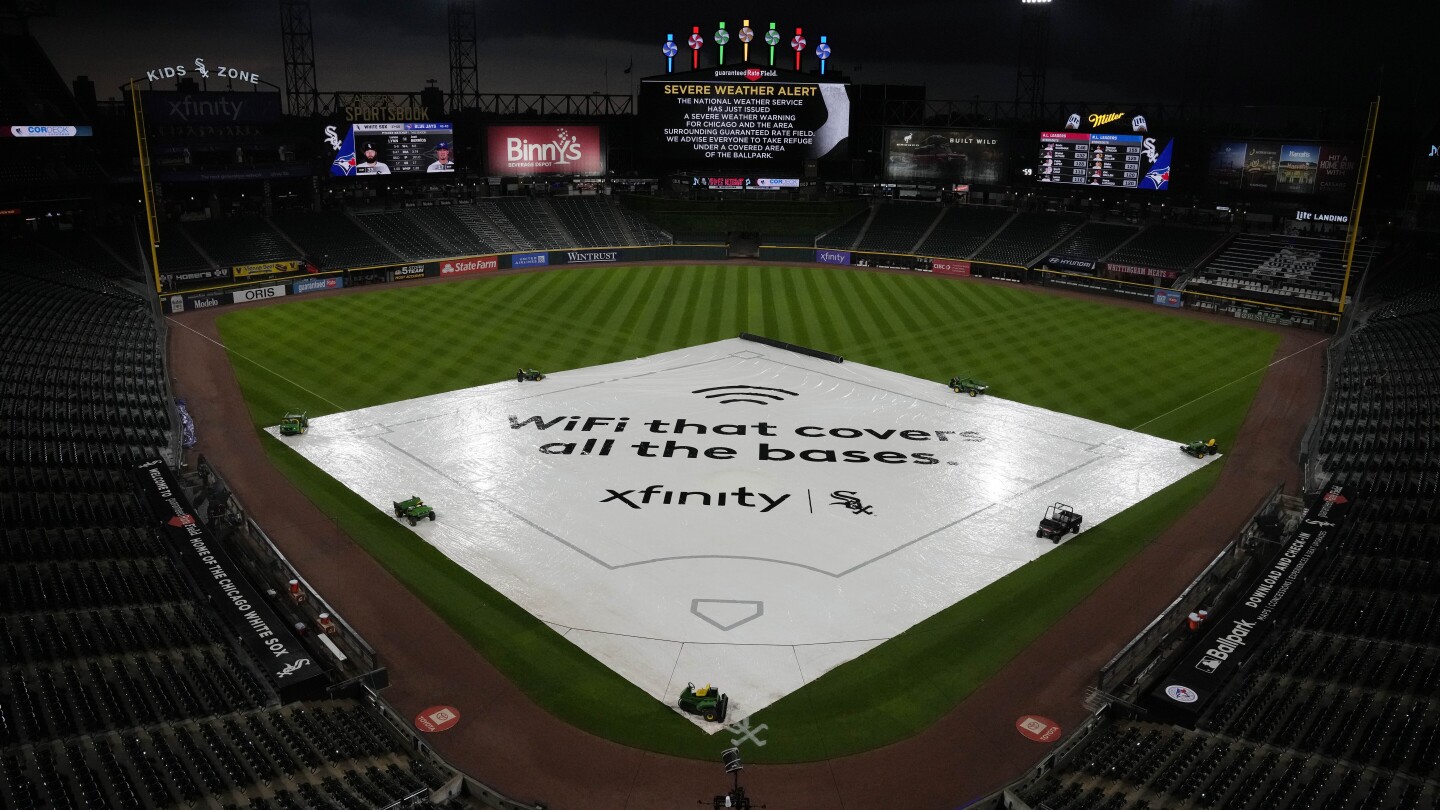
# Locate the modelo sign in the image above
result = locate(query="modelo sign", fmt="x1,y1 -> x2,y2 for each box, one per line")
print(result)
232,284 -> 287,304
440,256 -> 498,276
487,125 -> 604,176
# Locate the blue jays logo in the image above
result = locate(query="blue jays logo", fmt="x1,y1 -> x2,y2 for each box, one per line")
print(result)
1140,139 -> 1174,191
330,127 -> 356,177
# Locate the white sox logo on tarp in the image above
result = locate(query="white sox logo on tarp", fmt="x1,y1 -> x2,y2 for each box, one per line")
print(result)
831,491 -> 873,515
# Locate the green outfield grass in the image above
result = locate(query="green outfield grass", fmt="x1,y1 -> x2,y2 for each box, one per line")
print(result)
217,264 -> 1280,761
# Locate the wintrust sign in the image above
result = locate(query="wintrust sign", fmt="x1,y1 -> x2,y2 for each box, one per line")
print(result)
564,251 -> 619,264
440,256 -> 498,276
487,125 -> 604,175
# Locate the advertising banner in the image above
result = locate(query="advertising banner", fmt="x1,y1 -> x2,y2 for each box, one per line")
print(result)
884,128 -> 1009,184
133,459 -> 326,702
165,266 -> 231,285
510,251 -> 550,268
815,249 -> 852,266
233,260 -> 300,279
232,284 -> 287,304
932,259 -> 972,277
184,291 -> 226,310
1210,139 -> 1357,198
293,276 -> 344,295
1154,289 -> 1183,308
486,125 -> 605,176
142,91 -> 282,125
167,296 -> 185,314
1242,143 -> 1281,192
1045,255 -> 1098,272
438,256 -> 498,276
1316,146 -> 1359,196
1150,485 -> 1353,720
1276,144 -> 1320,194
1107,262 -> 1178,280
1208,141 -> 1248,191
557,250 -> 620,265
391,262 -> 430,281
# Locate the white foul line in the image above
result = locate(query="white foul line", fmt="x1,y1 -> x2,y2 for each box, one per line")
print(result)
167,316 -> 349,413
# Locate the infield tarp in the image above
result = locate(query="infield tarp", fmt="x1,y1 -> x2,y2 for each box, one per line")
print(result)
269,338 -> 1218,728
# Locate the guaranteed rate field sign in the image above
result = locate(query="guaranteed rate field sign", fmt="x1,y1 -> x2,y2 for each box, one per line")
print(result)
640,66 -> 850,172
269,339 -> 1216,728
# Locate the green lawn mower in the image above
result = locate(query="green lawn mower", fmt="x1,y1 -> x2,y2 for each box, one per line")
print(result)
392,496 -> 436,526
948,376 -> 989,397
279,410 -> 309,436
1181,439 -> 1220,458
516,368 -> 546,382
677,682 -> 729,723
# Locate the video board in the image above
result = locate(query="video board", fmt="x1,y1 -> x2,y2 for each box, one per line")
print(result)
485,125 -> 604,176
327,122 -> 455,176
883,128 -> 1009,184
1039,132 -> 1173,190
640,66 -> 850,172
1208,140 -> 1357,196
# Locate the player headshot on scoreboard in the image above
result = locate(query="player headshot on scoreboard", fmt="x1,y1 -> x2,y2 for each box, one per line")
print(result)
427,142 -> 455,172
355,143 -> 391,175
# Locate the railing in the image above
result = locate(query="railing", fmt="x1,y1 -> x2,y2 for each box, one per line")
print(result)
191,457 -> 385,685
1095,482 -> 1288,697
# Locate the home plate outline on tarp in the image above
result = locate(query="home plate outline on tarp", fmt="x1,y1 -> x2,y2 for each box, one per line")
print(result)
267,338 -> 1218,731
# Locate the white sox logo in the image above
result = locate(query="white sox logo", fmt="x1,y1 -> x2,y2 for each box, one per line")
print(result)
830,491 -> 873,515
323,125 -> 341,151
276,659 -> 311,678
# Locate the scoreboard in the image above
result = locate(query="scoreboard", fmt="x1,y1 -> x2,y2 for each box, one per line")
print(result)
1039,132 -> 1173,191
640,66 -> 850,173
352,123 -> 453,173
330,122 -> 456,176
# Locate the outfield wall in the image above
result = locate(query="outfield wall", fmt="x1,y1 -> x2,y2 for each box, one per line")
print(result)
160,244 -> 1337,333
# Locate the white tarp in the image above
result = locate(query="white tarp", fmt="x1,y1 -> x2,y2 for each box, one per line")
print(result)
269,339 -> 1217,729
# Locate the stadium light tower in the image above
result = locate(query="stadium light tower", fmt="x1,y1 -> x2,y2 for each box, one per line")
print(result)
1015,0 -> 1052,120
279,0 -> 319,117
447,0 -> 479,111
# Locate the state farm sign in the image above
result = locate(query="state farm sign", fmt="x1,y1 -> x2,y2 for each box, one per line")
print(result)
440,256 -> 498,276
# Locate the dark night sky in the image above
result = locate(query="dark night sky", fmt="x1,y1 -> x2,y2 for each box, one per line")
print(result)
27,0 -> 1428,111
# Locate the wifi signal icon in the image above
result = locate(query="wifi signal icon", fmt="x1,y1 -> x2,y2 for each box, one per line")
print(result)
692,385 -> 800,405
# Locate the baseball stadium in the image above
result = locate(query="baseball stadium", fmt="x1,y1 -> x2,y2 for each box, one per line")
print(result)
2,2 -> 1439,808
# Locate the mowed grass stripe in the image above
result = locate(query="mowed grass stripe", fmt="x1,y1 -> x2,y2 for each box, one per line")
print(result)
217,264 -> 1281,761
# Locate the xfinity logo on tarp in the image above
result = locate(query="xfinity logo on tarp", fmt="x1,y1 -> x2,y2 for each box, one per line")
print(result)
815,249 -> 851,266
